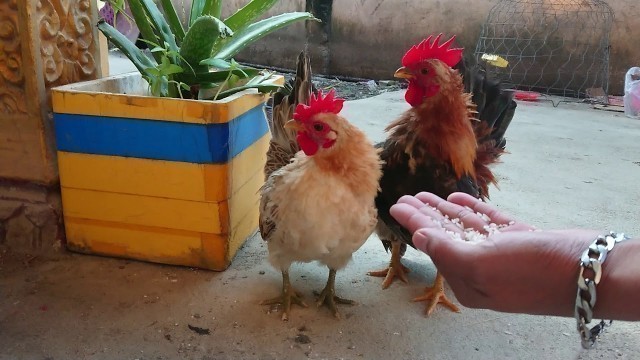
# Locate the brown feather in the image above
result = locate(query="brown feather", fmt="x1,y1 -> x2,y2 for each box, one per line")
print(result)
376,57 -> 516,250
264,52 -> 313,179
260,52 -> 313,242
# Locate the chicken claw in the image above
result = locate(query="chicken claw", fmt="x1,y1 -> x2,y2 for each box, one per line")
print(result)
315,268 -> 355,319
261,270 -> 308,321
368,241 -> 410,288
412,272 -> 460,316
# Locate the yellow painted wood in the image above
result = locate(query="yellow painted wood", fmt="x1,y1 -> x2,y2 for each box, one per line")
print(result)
52,73 -> 283,124
52,73 -> 278,270
228,200 -> 261,265
61,169 -> 264,270
229,171 -> 264,230
57,133 -> 270,202
65,217 -> 228,270
227,133 -> 270,197
61,188 -> 223,233
204,132 -> 269,201
58,152 -> 210,201
201,232 -> 229,270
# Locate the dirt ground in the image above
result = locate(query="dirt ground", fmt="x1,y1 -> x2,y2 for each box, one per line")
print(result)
2,84 -> 640,359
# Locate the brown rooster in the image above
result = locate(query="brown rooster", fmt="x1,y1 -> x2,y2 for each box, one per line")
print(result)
259,53 -> 382,321
369,34 -> 516,315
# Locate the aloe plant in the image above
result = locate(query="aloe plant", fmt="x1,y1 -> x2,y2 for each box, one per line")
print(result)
98,0 -> 318,99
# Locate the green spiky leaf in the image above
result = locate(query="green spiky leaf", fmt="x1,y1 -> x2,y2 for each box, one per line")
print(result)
97,19 -> 156,75
224,0 -> 279,32
139,0 -> 179,54
159,0 -> 186,43
126,0 -> 162,63
210,12 -> 319,61
205,0 -> 222,18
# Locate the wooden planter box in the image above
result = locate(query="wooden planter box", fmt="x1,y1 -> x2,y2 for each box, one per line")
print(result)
52,72 -> 277,270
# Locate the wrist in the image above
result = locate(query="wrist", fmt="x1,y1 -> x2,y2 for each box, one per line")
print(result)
574,231 -> 632,348
593,237 -> 639,320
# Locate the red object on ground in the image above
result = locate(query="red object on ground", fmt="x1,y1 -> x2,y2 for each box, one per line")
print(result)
514,91 -> 540,101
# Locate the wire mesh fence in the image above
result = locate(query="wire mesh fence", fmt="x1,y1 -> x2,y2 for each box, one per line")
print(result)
474,0 -> 614,99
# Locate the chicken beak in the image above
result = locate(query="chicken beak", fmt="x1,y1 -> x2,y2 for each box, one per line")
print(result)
284,119 -> 304,131
394,67 -> 415,80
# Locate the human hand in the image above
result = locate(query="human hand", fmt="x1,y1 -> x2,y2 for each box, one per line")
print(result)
390,192 -> 599,316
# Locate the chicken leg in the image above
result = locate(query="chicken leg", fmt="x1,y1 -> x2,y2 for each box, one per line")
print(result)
261,269 -> 307,321
315,268 -> 355,319
412,272 -> 460,316
368,241 -> 410,288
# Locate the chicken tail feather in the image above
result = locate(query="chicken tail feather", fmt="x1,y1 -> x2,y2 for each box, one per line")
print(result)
264,52 -> 314,178
455,57 -> 517,198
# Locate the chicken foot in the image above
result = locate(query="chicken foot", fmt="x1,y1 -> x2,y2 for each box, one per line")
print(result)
315,268 -> 355,319
412,272 -> 460,316
261,269 -> 307,321
367,241 -> 410,288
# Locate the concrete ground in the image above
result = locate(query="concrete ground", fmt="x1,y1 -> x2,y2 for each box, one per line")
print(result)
1,55 -> 640,360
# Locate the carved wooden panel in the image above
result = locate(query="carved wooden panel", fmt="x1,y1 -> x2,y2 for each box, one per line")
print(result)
37,0 -> 98,89
0,0 -> 27,114
0,0 -> 102,183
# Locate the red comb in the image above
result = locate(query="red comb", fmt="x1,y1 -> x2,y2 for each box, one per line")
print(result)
401,33 -> 463,68
293,89 -> 345,124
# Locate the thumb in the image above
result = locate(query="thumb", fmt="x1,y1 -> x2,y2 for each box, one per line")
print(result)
412,228 -> 466,268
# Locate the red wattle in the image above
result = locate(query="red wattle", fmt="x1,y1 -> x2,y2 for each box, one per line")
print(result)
405,83 -> 425,107
297,132 -> 319,156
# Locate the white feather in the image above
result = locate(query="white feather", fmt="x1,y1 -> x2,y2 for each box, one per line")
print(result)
262,157 -> 377,271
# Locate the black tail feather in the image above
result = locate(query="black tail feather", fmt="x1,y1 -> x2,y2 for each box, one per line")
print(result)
454,56 -> 517,149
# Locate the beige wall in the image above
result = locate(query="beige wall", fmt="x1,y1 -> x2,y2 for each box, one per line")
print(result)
608,0 -> 640,94
229,0 -> 639,95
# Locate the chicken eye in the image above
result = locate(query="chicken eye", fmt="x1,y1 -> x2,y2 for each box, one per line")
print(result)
421,68 -> 429,75
313,123 -> 324,132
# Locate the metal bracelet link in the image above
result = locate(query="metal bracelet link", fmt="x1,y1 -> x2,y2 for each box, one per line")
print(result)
575,231 -> 629,349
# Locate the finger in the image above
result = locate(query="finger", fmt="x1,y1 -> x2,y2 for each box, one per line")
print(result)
396,195 -> 429,210
396,194 -> 458,230
413,192 -> 448,208
447,193 -> 518,226
415,192 -> 489,232
413,192 -> 461,223
412,228 -> 468,271
390,203 -> 440,234
434,200 -> 490,233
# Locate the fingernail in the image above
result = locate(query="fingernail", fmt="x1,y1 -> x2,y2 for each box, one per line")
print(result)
413,229 -> 431,250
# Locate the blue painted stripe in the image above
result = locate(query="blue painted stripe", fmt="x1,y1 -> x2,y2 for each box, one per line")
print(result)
54,105 -> 268,164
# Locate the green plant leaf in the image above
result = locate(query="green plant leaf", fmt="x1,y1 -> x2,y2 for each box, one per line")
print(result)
199,58 -> 233,68
205,0 -> 222,18
146,67 -> 162,76
224,0 -> 279,32
210,83 -> 283,100
189,0 -> 206,25
139,0 -> 179,54
211,12 -> 318,60
127,0 -> 162,63
227,74 -> 241,87
159,0 -> 186,43
202,72 -> 283,100
179,15 -> 232,74
97,19 -> 157,75
179,68 -> 260,84
162,64 -> 185,76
